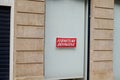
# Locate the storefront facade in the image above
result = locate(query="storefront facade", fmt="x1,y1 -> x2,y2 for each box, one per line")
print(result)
0,0 -> 116,80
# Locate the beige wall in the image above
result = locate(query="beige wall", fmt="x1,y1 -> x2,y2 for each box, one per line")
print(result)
14,0 -> 45,80
90,0 -> 114,80
13,0 -> 114,80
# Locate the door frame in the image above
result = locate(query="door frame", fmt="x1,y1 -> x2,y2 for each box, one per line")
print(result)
0,0 -> 14,80
10,1 -> 14,80
84,0 -> 89,80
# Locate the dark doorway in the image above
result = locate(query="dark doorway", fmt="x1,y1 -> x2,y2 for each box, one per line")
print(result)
0,6 -> 10,80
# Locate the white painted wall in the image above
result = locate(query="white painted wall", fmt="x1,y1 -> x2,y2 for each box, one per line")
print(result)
0,0 -> 13,6
45,0 -> 86,79
114,0 -> 120,80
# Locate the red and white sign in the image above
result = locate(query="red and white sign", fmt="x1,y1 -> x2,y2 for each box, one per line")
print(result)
56,38 -> 77,48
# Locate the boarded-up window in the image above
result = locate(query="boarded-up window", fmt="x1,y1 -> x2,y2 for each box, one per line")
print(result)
0,6 -> 10,80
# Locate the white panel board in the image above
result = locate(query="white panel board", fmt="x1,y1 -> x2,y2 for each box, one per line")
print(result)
45,0 -> 86,79
114,0 -> 120,80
